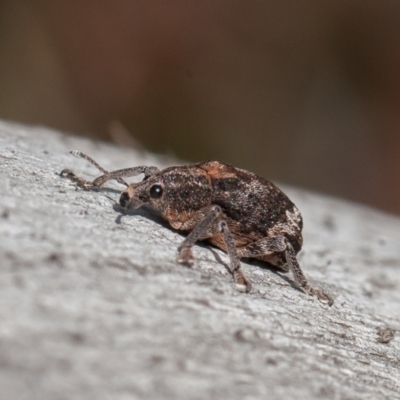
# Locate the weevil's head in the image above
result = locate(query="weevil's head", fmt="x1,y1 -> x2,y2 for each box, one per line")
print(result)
119,174 -> 165,211
118,166 -> 212,220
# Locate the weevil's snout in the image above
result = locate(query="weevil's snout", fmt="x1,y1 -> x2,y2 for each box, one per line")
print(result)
119,192 -> 130,208
119,186 -> 143,210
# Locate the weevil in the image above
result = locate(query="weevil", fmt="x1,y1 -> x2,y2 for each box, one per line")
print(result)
61,151 -> 333,305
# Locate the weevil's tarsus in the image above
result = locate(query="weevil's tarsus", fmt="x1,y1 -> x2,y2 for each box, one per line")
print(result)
176,247 -> 195,267
314,290 -> 334,306
60,168 -> 96,190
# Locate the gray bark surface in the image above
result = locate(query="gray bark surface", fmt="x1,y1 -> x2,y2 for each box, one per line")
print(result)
0,120 -> 399,400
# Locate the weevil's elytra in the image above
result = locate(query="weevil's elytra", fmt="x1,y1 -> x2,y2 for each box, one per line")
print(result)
61,151 -> 333,306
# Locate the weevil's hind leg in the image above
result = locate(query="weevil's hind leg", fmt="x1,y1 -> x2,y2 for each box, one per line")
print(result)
238,236 -> 289,271
176,205 -> 251,292
238,236 -> 333,305
61,150 -> 159,189
285,242 -> 333,306
238,236 -> 287,258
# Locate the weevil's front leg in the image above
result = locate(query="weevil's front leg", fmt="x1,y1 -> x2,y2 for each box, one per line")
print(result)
176,205 -> 251,292
61,150 -> 159,189
238,236 -> 333,305
176,205 -> 222,266
91,165 -> 159,187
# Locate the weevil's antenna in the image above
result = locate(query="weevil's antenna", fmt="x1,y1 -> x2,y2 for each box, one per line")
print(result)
68,150 -> 129,187
70,150 -> 109,174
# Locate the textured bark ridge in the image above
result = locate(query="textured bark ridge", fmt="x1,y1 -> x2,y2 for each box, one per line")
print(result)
0,120 -> 399,400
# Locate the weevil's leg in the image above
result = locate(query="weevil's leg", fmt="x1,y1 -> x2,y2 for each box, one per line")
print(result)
60,169 -> 97,190
218,220 -> 251,292
238,236 -> 290,272
238,236 -> 287,258
92,165 -> 159,187
176,205 -> 251,292
238,236 -> 333,305
177,205 -> 222,266
71,150 -> 159,187
61,150 -> 159,189
285,242 -> 333,305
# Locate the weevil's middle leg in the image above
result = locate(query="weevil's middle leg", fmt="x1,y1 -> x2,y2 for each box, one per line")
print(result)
218,220 -> 251,292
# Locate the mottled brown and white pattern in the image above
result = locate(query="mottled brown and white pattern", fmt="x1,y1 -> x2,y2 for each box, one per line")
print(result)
62,153 -> 333,305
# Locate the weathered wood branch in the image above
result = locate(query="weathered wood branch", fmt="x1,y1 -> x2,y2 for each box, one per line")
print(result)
0,120 -> 399,400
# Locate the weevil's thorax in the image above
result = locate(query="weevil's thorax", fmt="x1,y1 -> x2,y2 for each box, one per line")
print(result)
130,166 -> 213,222
161,166 -> 212,220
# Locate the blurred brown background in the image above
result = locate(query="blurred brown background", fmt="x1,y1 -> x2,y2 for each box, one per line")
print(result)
1,0 -> 400,215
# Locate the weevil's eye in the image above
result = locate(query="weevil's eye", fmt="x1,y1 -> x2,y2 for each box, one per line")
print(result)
149,184 -> 163,199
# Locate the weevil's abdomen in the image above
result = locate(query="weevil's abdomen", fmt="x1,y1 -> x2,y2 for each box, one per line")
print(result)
197,160 -> 303,252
